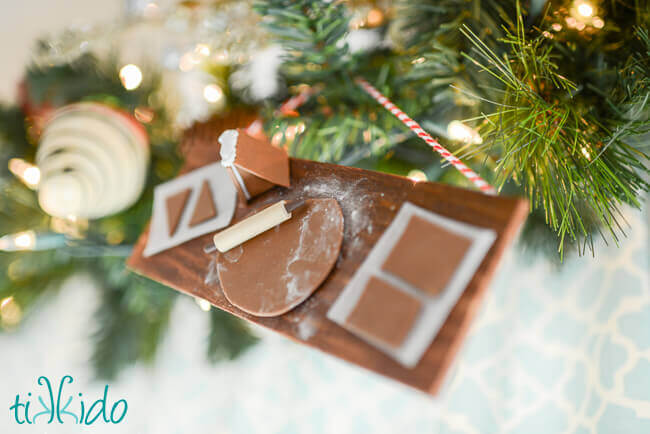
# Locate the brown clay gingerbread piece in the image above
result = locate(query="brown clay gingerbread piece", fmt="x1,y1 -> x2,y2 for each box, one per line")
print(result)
166,188 -> 191,236
382,215 -> 472,295
217,198 -> 344,317
345,277 -> 422,348
189,180 -> 218,226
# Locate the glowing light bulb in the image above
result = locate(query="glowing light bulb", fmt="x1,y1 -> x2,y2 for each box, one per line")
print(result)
0,230 -> 36,251
14,232 -> 35,249
284,124 -> 302,141
296,122 -> 306,134
366,8 -> 384,27
195,43 -> 211,57
119,64 -> 143,90
203,84 -> 224,103
23,167 -> 40,186
195,297 -> 211,312
447,120 -> 483,144
0,296 -> 22,328
271,131 -> 284,147
214,49 -> 229,62
0,297 -> 12,309
577,2 -> 594,17
177,53 -> 191,71
408,170 -> 427,182
363,129 -> 372,143
8,158 -> 40,189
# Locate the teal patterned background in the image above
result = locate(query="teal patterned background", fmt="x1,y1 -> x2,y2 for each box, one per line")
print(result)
1,204 -> 648,433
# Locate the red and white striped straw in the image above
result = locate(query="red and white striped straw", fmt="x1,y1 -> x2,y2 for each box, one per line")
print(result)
278,85 -> 319,115
355,77 -> 495,194
247,86 -> 319,136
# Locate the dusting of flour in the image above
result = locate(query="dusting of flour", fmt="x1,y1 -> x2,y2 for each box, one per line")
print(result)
297,318 -> 317,340
204,256 -> 220,286
281,199 -> 341,304
205,176 -> 378,314
275,177 -> 377,256
204,246 -> 242,286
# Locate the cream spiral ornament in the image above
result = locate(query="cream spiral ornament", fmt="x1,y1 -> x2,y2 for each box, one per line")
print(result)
36,103 -> 150,219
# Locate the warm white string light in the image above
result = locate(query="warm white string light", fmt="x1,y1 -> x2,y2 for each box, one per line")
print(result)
447,120 -> 483,145
195,43 -> 211,57
0,231 -> 36,252
0,231 -> 68,252
0,296 -> 22,328
407,170 -> 427,182
0,297 -> 12,309
119,64 -> 143,90
194,297 -> 212,312
8,158 -> 40,189
566,0 -> 604,31
577,1 -> 594,17
203,84 -> 224,103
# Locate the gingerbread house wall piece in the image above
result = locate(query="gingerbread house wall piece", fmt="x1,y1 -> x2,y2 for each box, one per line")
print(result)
143,162 -> 237,257
218,129 -> 290,200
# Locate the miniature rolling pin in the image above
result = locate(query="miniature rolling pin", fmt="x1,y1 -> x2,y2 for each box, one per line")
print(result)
203,199 -> 305,254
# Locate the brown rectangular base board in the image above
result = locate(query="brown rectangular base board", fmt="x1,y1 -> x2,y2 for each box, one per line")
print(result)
127,113 -> 529,396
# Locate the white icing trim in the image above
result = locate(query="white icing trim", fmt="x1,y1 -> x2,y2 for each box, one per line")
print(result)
218,129 -> 238,166
218,129 -> 251,200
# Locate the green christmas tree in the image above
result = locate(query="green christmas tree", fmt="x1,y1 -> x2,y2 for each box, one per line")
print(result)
0,0 -> 648,379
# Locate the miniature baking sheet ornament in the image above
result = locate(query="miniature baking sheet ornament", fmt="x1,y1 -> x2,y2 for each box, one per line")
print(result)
144,162 -> 237,256
328,202 -> 496,368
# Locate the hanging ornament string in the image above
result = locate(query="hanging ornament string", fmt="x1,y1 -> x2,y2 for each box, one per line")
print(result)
277,85 -> 319,116
355,77 -> 496,195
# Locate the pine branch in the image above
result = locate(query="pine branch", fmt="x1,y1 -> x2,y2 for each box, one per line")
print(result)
397,0 -> 517,51
207,309 -> 258,362
255,0 -> 650,259
254,0 -> 353,81
0,105 -> 29,161
90,272 -> 176,380
397,0 -> 520,110
256,0 -> 455,164
461,18 -> 649,256
0,252 -> 79,324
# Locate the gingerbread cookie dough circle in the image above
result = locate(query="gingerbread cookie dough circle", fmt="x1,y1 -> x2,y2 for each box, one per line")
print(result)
217,198 -> 344,317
